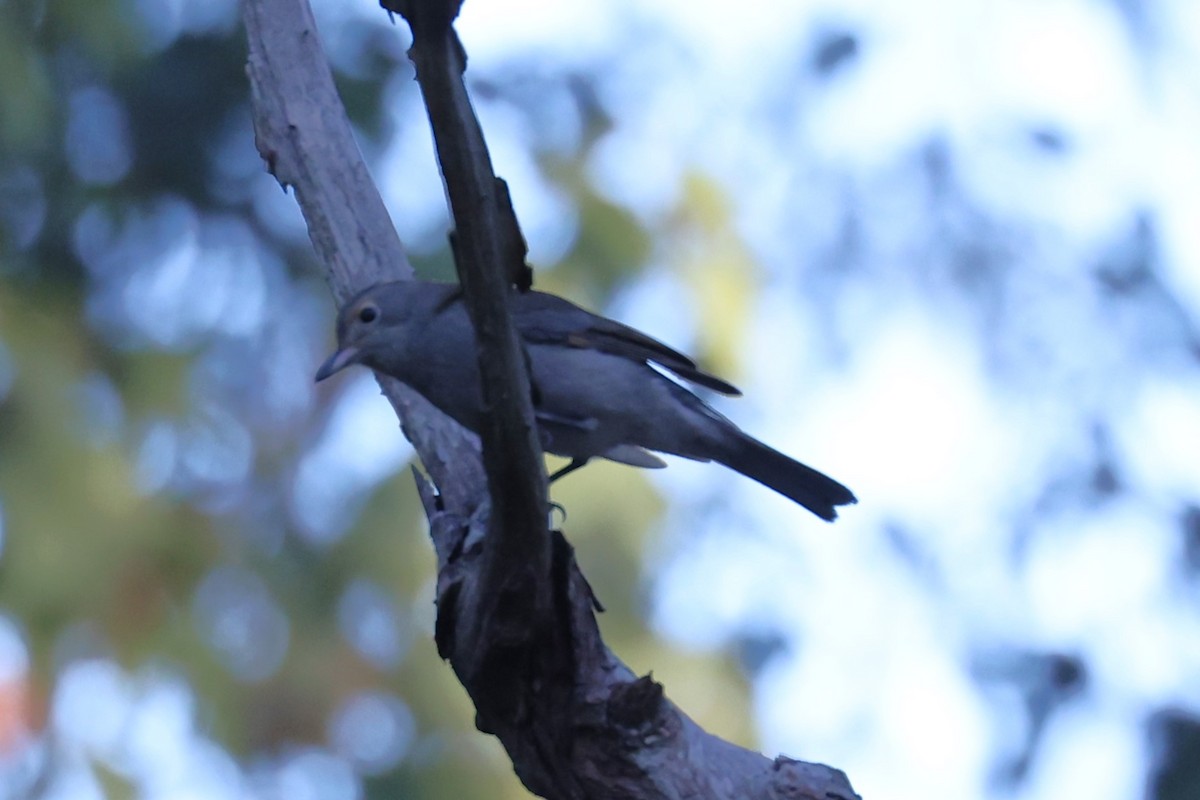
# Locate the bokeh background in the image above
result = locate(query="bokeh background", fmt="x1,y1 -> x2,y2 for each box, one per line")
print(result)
2,0 -> 1199,798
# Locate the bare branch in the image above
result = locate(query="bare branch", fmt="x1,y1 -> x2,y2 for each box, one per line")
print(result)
244,0 -> 486,514
244,0 -> 861,797
386,0 -> 553,663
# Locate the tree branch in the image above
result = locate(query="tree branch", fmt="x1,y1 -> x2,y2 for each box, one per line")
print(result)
387,0 -> 553,664
243,0 -> 860,797
244,0 -> 487,517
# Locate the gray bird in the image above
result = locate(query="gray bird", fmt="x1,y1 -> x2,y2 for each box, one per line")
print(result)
315,280 -> 856,521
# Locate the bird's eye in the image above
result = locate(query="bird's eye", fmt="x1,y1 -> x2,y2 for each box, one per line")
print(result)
358,305 -> 379,324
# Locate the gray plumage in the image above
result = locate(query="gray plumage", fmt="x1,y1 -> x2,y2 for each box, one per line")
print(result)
316,280 -> 856,521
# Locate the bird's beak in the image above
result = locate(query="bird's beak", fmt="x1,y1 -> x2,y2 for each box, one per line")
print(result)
315,346 -> 361,382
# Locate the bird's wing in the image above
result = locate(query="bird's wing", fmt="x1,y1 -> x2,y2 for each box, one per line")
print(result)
513,290 -> 742,396
534,407 -> 598,431
601,445 -> 668,469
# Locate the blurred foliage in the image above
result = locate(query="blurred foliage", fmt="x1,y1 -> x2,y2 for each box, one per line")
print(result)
0,2 -> 760,798
3,2 -> 1198,800
1148,710 -> 1200,800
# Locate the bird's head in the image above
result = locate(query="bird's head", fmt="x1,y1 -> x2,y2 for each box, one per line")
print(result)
315,283 -> 409,382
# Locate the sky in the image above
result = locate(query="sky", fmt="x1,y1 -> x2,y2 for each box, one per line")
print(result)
441,1 -> 1200,798
316,0 -> 1200,797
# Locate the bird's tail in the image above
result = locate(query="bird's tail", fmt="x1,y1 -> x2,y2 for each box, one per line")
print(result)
717,434 -> 856,521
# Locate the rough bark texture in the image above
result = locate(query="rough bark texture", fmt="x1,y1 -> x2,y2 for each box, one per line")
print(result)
244,0 -> 860,797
